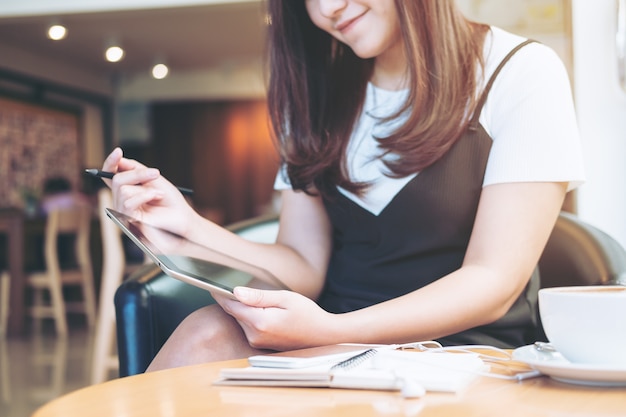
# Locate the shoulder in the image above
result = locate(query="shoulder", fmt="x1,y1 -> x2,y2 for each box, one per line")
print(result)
479,26 -> 574,129
484,27 -> 563,64
478,29 -> 584,189
482,26 -> 569,88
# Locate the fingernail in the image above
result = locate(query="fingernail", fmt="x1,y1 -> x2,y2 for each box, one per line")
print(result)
234,287 -> 252,299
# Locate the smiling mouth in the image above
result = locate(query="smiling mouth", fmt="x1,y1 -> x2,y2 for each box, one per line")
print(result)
335,12 -> 366,33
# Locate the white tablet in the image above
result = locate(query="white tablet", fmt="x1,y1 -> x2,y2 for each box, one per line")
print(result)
105,208 -> 289,300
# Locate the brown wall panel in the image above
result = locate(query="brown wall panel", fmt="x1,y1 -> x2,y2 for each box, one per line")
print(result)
150,100 -> 278,225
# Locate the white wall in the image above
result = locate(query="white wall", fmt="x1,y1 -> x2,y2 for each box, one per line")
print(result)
572,0 -> 626,249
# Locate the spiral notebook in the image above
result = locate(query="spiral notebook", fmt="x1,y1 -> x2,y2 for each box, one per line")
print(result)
215,344 -> 488,393
247,343 -> 381,369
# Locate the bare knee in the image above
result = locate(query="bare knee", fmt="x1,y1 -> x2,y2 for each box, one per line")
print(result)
147,304 -> 260,371
175,305 -> 241,349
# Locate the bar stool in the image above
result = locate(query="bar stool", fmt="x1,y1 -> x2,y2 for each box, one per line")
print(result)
26,205 -> 96,335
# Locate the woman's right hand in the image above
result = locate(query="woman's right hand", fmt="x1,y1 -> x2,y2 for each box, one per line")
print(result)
102,147 -> 199,237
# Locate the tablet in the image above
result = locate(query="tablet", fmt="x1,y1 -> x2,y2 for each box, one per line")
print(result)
105,208 -> 289,300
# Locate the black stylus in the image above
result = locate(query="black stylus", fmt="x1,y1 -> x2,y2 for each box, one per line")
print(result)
85,169 -> 194,196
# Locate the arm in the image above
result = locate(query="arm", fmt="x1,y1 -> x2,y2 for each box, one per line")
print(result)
184,189 -> 332,299
224,181 -> 566,350
324,181 -> 567,344
103,147 -> 331,299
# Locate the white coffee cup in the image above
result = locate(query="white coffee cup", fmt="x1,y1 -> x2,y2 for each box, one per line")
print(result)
538,285 -> 626,367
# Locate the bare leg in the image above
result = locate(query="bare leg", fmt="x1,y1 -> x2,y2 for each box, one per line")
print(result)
146,304 -> 267,372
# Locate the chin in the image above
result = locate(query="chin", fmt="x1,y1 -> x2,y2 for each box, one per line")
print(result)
347,40 -> 386,60
350,47 -> 379,60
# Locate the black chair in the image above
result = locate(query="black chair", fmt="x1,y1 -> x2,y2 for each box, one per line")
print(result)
114,212 -> 626,377
537,211 -> 626,288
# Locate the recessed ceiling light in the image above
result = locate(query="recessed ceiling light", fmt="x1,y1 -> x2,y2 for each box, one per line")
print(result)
105,45 -> 125,63
151,63 -> 169,79
47,24 -> 67,41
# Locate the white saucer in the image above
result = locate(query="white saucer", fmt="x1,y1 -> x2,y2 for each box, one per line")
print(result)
512,344 -> 626,387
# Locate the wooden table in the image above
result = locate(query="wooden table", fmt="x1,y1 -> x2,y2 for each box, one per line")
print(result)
32,356 -> 626,417
0,208 -> 24,336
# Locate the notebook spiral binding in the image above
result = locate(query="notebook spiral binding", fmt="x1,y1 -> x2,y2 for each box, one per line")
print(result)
331,348 -> 379,371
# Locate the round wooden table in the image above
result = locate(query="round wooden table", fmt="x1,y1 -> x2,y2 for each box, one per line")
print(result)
32,356 -> 626,417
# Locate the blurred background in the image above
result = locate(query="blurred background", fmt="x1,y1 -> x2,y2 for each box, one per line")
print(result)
0,1 -> 625,416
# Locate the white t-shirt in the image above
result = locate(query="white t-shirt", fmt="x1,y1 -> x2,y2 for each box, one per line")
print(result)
274,27 -> 586,215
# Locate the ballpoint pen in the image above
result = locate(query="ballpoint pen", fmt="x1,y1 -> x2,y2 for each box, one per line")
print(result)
84,169 -> 194,196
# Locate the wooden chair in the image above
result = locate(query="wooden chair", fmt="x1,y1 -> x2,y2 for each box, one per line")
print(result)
0,271 -> 8,336
26,205 -> 96,335
27,334 -> 69,403
0,331 -> 9,404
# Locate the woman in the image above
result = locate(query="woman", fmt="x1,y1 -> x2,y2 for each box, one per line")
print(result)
103,0 -> 585,370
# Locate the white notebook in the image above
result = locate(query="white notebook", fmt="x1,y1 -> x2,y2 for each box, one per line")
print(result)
215,344 -> 488,393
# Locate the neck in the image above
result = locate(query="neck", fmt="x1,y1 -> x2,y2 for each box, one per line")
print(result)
371,41 -> 408,90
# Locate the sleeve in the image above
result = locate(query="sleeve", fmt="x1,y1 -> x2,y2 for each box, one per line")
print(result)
481,42 -> 586,191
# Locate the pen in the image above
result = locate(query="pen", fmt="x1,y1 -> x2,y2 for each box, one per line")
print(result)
84,169 -> 194,196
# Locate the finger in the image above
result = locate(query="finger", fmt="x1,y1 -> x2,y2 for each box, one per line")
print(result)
102,147 -> 122,171
233,287 -> 286,308
101,147 -> 124,187
210,292 -> 237,311
103,148 -> 150,177
110,167 -> 160,190
215,296 -> 243,317
117,155 -> 148,172
116,184 -> 164,214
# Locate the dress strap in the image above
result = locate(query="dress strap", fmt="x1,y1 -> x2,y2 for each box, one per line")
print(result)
469,39 -> 537,129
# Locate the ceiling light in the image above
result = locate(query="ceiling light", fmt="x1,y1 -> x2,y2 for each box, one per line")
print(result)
105,45 -> 125,63
47,24 -> 67,41
151,63 -> 169,79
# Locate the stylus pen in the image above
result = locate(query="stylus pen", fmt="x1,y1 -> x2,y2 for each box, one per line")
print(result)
85,169 -> 194,196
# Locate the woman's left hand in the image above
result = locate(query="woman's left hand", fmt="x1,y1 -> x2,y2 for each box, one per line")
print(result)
214,288 -> 336,351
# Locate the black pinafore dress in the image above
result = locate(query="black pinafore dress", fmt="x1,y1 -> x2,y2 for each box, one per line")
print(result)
318,40 -> 539,348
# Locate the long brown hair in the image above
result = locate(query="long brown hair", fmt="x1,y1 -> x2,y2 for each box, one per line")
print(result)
266,0 -> 489,199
